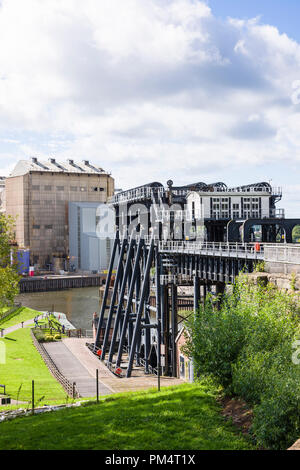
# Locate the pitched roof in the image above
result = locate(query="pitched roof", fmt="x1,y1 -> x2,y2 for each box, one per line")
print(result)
9,158 -> 109,177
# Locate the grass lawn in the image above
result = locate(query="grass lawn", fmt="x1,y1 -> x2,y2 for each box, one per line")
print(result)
0,328 -> 69,406
0,307 -> 43,329
0,383 -> 256,450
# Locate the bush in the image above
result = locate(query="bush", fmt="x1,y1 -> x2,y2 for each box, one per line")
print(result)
185,274 -> 300,449
252,368 -> 300,449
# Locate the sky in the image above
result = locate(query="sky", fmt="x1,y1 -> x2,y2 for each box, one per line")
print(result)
0,0 -> 300,217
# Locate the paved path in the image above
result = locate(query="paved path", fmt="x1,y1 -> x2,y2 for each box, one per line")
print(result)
62,338 -> 185,394
43,342 -> 112,397
1,315 -> 43,336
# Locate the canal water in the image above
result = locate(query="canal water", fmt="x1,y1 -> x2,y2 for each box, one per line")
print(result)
16,287 -> 101,330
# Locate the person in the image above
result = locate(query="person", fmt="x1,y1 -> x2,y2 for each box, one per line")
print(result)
62,325 -> 65,334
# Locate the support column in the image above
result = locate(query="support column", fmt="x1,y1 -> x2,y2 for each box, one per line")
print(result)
171,283 -> 178,377
94,233 -> 119,351
193,275 -> 200,313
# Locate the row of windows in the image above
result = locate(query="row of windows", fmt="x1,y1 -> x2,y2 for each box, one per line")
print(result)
33,225 -> 53,230
32,185 -> 106,192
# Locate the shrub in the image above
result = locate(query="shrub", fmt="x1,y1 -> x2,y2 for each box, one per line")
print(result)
251,367 -> 300,450
185,274 -> 300,449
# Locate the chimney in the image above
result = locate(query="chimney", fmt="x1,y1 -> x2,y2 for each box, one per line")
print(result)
31,157 -> 38,164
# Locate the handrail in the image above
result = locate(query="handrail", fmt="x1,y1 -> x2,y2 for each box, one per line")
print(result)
31,330 -> 80,398
158,241 -> 264,259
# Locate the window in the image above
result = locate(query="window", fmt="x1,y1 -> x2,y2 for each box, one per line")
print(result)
92,187 -> 98,192
33,225 -> 40,229
56,186 -> 64,191
32,200 -> 40,205
233,204 -> 239,210
71,186 -> 77,192
45,225 -> 53,230
80,187 -> 87,192
44,185 -> 52,191
32,185 -> 40,190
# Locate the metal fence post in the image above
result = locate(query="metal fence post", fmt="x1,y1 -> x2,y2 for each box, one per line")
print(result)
96,369 -> 99,403
32,380 -> 35,415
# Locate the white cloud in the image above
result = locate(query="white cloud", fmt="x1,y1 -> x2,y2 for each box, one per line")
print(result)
0,0 -> 299,215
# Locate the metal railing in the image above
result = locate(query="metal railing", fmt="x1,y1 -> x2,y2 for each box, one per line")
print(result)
158,241 -> 264,259
264,244 -> 300,265
109,186 -> 164,205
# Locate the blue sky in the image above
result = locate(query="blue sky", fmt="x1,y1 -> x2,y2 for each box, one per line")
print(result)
0,0 -> 300,217
208,0 -> 300,42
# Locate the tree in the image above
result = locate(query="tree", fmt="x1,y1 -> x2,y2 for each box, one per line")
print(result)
0,214 -> 20,313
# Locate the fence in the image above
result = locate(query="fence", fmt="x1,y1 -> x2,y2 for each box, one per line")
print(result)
264,244 -> 300,274
0,303 -> 22,324
67,329 -> 94,338
31,330 -> 80,398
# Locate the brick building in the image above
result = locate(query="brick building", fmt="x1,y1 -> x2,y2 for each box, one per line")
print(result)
5,158 -> 114,268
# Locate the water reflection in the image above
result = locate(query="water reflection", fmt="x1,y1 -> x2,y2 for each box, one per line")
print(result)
16,287 -> 101,330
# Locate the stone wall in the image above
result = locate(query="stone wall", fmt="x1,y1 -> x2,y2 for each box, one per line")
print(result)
247,272 -> 300,294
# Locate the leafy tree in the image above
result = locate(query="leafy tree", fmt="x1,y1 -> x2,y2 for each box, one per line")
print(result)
0,214 -> 20,313
292,225 -> 300,243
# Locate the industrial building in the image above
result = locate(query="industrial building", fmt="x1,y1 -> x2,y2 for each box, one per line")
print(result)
69,202 -> 116,273
5,158 -> 114,269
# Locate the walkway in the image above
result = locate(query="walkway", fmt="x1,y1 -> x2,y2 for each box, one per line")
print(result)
43,341 -> 112,397
1,315 -> 43,336
62,338 -> 184,394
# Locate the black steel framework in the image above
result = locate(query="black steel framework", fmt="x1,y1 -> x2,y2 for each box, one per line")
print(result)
91,180 -> 300,378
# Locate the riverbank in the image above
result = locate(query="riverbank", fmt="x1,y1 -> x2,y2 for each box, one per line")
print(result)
19,274 -> 105,293
16,286 -> 101,331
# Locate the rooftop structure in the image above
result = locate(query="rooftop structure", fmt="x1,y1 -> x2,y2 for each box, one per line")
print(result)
10,158 -> 109,177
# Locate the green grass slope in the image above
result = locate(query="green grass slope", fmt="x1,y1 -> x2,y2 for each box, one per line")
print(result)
0,384 -> 255,450
0,328 -> 67,406
0,307 -> 42,329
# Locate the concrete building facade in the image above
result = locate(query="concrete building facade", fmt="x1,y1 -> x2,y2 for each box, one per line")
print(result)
69,202 -> 116,273
5,158 -> 114,268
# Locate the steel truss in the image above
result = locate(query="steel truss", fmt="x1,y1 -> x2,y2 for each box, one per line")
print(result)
93,235 -> 259,378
